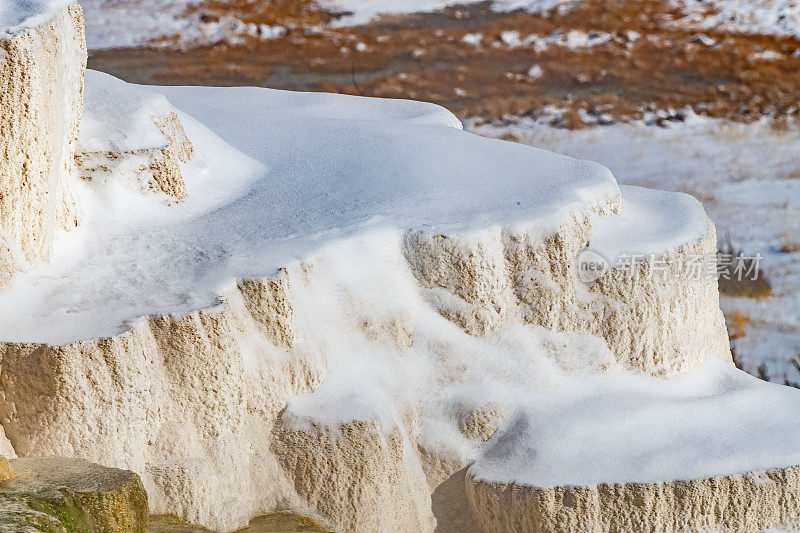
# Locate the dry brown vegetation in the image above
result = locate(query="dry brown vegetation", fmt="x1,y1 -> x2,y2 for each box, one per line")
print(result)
725,310 -> 750,340
89,0 -> 800,126
780,234 -> 800,253
717,240 -> 774,299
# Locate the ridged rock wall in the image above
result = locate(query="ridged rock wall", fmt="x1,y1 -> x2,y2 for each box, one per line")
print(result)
466,466 -> 800,533
0,4 -> 86,287
0,211 -> 742,531
406,212 -> 731,374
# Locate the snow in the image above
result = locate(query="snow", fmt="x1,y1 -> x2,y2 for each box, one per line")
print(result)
79,0 -> 199,49
673,0 -> 800,39
0,0 -> 68,34
75,0 -> 800,49
470,358 -> 800,486
0,71 -> 617,344
527,64 -> 543,78
462,32 -> 482,46
469,113 -> 800,387
591,185 -> 709,264
3,71 -> 800,495
77,0 -> 574,49
79,70 -> 175,152
78,0 -> 285,49
320,0 -> 574,26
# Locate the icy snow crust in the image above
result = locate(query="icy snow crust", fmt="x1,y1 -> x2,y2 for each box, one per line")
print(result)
673,0 -> 800,39
0,71 -> 619,344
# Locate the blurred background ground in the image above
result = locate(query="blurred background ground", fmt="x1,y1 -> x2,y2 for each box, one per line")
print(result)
80,0 -> 800,386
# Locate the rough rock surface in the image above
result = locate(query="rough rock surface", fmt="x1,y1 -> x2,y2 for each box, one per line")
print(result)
75,111 -> 193,203
0,3 -> 86,288
0,34 -> 798,533
405,206 -> 730,374
272,415 -> 435,532
0,217 -> 751,532
466,466 -> 800,533
75,71 -> 194,203
0,456 -> 147,533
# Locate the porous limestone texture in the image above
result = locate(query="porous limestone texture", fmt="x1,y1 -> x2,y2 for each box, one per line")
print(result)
0,218 -> 750,532
465,466 -> 800,533
271,414 -> 435,532
75,110 -> 193,203
0,201 -> 769,532
0,277 -> 326,531
0,3 -> 85,288
405,199 -> 731,374
0,456 -> 147,533
0,71 -> 796,533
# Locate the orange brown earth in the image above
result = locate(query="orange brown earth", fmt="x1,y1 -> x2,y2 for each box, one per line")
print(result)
89,0 -> 800,127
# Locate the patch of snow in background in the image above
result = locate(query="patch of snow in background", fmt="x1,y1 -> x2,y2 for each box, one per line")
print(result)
673,0 -> 800,38
78,0 -> 576,49
320,0 -> 575,26
79,0 -> 201,49
76,0 -> 800,49
79,0 -> 286,49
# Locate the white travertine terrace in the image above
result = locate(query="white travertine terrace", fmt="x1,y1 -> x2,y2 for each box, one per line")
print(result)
0,4 -> 799,533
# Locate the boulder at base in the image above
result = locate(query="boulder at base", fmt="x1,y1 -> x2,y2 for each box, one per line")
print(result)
0,457 -> 147,532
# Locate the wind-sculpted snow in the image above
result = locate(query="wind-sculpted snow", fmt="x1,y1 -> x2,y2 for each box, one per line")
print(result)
0,59 -> 799,532
0,78 -> 619,344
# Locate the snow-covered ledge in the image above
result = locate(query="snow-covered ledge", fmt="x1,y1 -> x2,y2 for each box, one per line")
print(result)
0,2 -> 86,287
1,9 -> 800,533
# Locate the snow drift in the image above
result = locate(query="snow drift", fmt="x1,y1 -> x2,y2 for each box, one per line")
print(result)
1,4 -> 800,532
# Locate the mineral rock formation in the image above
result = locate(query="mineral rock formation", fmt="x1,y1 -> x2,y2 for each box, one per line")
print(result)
0,3 -> 86,288
272,411 -> 435,532
405,187 -> 731,374
466,466 -> 800,533
0,456 -> 147,532
75,71 -> 194,203
0,10 -> 799,532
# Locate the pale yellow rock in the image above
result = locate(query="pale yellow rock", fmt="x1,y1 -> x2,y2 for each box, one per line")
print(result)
457,402 -> 506,443
465,466 -> 800,533
237,270 -> 296,348
271,416 -> 435,533
75,111 -> 193,203
0,3 -> 86,288
405,214 -> 731,374
0,457 -> 14,482
0,278 -> 325,531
